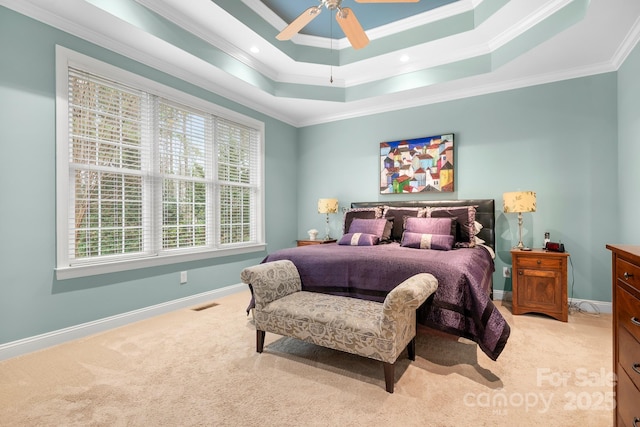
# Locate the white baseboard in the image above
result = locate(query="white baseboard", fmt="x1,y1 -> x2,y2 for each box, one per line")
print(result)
0,283 -> 247,361
493,290 -> 612,314
2,286 -> 611,361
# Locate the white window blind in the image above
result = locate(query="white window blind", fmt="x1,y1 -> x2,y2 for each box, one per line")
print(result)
67,68 -> 152,262
216,117 -> 260,246
158,100 -> 212,251
56,48 -> 264,279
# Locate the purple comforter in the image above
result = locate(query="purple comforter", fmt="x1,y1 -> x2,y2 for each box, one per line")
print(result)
254,242 -> 509,360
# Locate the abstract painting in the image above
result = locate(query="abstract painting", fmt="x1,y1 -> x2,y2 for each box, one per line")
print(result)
380,134 -> 454,194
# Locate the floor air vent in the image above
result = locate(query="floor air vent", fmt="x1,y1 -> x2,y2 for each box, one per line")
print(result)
191,302 -> 219,311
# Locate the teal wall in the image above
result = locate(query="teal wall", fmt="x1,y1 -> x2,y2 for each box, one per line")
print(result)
618,39 -> 640,243
297,74 -> 619,303
0,7 -> 298,344
1,5 -> 638,346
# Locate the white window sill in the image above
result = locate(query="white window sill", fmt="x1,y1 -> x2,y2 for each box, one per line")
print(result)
55,244 -> 267,280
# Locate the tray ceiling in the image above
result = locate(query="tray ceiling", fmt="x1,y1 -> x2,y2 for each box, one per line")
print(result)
1,0 -> 640,126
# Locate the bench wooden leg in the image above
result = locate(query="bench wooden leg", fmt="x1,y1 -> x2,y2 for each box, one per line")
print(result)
383,362 -> 395,393
256,330 -> 265,353
407,337 -> 416,361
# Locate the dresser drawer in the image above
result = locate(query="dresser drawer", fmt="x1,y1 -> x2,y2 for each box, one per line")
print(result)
514,256 -> 562,270
616,364 -> 640,427
618,326 -> 640,392
617,286 -> 640,344
617,258 -> 640,293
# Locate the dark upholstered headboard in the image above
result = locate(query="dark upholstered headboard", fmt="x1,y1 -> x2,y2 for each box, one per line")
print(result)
350,199 -> 495,251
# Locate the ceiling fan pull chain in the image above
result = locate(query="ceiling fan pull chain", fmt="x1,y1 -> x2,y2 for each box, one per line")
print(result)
330,13 -> 334,84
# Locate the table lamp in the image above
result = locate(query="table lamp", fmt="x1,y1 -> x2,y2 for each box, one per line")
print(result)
317,198 -> 338,240
503,191 -> 536,249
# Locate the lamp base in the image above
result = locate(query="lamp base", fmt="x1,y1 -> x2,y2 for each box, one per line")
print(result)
324,213 -> 331,241
516,213 -> 526,250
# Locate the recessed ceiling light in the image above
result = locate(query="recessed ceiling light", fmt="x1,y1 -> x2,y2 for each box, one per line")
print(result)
250,46 -> 260,54
400,54 -> 410,63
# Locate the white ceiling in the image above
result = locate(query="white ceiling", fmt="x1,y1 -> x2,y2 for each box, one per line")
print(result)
2,0 -> 640,127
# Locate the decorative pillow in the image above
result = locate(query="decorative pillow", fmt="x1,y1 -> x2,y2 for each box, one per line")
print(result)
343,207 -> 383,235
348,218 -> 388,238
400,231 -> 454,251
426,206 -> 477,248
338,232 -> 379,246
380,217 -> 394,243
403,217 -> 453,236
382,206 -> 426,241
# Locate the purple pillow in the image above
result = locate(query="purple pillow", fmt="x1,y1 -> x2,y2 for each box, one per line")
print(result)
342,207 -> 383,235
348,218 -> 388,238
400,232 -> 454,251
382,207 -> 425,241
404,217 -> 453,236
426,206 -> 477,248
338,232 -> 380,246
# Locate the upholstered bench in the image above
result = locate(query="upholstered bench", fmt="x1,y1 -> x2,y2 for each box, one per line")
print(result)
240,260 -> 438,393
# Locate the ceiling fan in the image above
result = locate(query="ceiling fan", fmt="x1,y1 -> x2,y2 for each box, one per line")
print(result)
276,0 -> 420,50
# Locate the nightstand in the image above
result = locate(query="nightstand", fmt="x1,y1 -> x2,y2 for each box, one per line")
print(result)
510,249 -> 570,322
296,239 -> 337,247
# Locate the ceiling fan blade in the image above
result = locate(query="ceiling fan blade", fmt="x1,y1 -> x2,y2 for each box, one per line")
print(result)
355,0 -> 419,2
336,8 -> 369,50
276,6 -> 322,41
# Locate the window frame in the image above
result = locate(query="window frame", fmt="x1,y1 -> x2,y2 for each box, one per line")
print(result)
55,46 -> 265,280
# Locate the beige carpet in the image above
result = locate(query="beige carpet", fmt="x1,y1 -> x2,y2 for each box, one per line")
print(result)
0,291 -> 613,426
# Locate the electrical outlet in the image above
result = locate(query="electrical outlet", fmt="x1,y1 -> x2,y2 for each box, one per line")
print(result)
503,267 -> 511,278
180,271 -> 187,284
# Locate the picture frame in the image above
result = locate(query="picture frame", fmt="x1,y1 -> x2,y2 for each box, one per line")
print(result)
380,133 -> 454,194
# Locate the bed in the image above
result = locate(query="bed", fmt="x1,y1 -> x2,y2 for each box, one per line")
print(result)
248,199 -> 510,361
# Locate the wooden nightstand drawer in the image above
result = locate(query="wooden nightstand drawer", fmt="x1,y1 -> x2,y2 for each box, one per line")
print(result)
515,256 -> 562,270
617,286 -> 640,344
617,258 -> 640,293
618,326 -> 640,391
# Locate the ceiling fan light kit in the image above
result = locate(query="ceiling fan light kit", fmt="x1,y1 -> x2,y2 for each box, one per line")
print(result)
277,0 -> 420,50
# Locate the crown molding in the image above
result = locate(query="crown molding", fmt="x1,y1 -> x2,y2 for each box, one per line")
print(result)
611,14 -> 640,69
2,0 -> 638,129
489,0 -> 577,50
135,0 -> 281,82
243,0 -> 478,47
295,59 -> 618,127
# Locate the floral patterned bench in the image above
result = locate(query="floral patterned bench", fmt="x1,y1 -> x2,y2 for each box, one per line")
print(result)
240,260 -> 438,393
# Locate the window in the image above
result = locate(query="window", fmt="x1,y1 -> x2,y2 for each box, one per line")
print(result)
56,47 -> 264,279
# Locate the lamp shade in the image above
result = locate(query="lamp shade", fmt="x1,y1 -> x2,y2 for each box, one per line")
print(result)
317,198 -> 339,214
503,191 -> 536,213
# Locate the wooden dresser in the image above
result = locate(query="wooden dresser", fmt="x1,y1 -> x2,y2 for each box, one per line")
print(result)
606,244 -> 640,427
510,249 -> 569,322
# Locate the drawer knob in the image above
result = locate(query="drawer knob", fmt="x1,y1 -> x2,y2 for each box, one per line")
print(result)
633,317 -> 640,327
633,363 -> 640,375
537,260 -> 541,265
624,271 -> 634,280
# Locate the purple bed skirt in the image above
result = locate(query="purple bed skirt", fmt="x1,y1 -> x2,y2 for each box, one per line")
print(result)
248,243 -> 510,360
